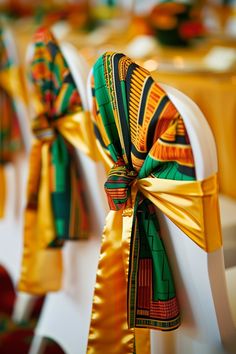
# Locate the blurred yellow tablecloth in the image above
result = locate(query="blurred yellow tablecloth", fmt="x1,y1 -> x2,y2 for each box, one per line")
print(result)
12,20 -> 236,199
152,70 -> 236,198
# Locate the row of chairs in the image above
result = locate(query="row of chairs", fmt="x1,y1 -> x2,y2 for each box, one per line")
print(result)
0,25 -> 236,354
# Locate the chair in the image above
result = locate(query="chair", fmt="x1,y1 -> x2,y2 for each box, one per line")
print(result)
31,55 -> 236,354
29,42 -> 107,354
0,25 -> 34,321
150,83 -> 236,354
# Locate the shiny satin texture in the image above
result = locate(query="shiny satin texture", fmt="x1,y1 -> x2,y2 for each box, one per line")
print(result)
87,209 -> 150,354
88,171 -> 222,353
19,110 -> 97,294
19,141 -> 63,293
19,27 -> 99,294
88,53 -> 223,354
138,174 -> 222,252
0,66 -> 26,103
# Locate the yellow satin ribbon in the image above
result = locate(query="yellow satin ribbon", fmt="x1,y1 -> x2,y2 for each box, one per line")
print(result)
88,173 -> 222,353
19,141 -> 62,293
53,111 -> 99,161
19,109 -> 98,294
137,174 -> 222,252
0,66 -> 27,103
87,209 -> 150,354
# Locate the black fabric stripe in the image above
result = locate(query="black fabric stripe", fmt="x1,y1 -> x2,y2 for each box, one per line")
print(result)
138,77 -> 153,125
176,135 -> 187,144
131,144 -> 148,159
48,42 -> 58,59
147,95 -> 170,149
113,54 -> 132,167
93,123 -> 107,149
126,63 -> 139,103
178,164 -> 196,177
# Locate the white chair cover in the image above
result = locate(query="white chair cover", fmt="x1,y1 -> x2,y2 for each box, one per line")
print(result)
30,55 -> 236,354
150,83 -> 236,354
29,42 -> 107,354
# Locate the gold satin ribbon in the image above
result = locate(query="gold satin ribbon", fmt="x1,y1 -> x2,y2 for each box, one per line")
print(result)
19,109 -> 98,294
137,174 -> 222,252
88,173 -> 222,353
0,66 -> 27,103
19,141 -> 63,293
54,111 -> 99,161
87,209 -> 150,354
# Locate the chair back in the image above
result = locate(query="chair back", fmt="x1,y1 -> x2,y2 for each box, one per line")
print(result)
150,83 -> 236,354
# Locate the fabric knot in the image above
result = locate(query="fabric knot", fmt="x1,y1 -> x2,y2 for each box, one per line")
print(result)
32,115 -> 56,142
104,158 -> 138,211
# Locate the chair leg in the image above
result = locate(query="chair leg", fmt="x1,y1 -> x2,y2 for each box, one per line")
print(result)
29,335 -> 47,354
12,291 -> 38,323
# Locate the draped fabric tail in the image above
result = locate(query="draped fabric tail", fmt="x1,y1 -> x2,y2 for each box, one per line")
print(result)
19,27 -> 90,294
88,210 -> 150,354
88,210 -> 135,354
19,141 -> 62,294
87,51 -> 223,353
0,166 -> 6,218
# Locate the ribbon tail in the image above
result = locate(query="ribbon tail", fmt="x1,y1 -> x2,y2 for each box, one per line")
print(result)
0,166 -> 6,218
135,328 -> 151,354
18,141 -> 62,294
88,208 -> 150,353
88,210 -> 136,354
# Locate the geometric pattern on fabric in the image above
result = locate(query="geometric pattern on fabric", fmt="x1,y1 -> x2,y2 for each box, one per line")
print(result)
91,52 -> 196,331
27,27 -> 88,246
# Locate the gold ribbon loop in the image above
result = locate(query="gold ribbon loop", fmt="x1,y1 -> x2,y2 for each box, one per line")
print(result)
0,66 -> 26,102
138,174 -> 222,252
32,109 -> 98,161
55,110 -> 98,160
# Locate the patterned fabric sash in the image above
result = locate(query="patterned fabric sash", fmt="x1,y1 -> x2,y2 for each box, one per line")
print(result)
87,52 -> 222,353
0,26 -> 24,217
18,27 -> 89,294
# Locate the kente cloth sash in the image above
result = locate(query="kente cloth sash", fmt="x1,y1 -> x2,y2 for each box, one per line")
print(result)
87,52 -> 222,354
18,27 -> 95,294
0,26 -> 25,218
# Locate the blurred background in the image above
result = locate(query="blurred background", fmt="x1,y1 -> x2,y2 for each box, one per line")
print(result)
0,1 -> 236,353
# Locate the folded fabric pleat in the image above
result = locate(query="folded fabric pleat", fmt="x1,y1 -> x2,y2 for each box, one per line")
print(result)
19,27 -> 92,294
87,52 -> 222,353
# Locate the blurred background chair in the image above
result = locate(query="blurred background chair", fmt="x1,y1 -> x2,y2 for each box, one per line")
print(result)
0,24 -> 36,324
28,41 -> 107,354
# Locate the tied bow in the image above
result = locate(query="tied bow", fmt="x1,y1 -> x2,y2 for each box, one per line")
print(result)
104,158 -> 221,252
18,27 -> 91,294
32,114 -> 56,142
104,158 -> 138,211
87,52 -> 222,354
